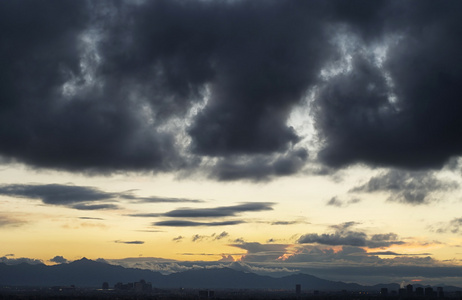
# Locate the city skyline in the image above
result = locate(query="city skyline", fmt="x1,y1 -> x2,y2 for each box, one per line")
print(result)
1,0 -> 462,287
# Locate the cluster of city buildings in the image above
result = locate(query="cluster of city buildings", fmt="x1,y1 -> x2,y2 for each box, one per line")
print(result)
381,284 -> 445,298
102,279 -> 153,293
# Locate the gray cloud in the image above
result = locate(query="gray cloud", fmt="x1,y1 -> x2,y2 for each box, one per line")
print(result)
121,195 -> 204,204
153,220 -> 243,227
78,217 -> 104,220
127,203 -> 273,221
366,251 -> 431,256
435,217 -> 462,234
350,170 -> 459,205
0,215 -> 26,227
329,221 -> 360,231
0,256 -> 43,265
326,196 -> 361,207
191,234 -> 204,242
298,232 -> 368,247
0,184 -> 115,205
191,231 -> 229,242
162,202 -> 274,218
72,203 -> 118,210
279,245 -> 435,273
298,222 -> 405,248
0,183 -> 202,211
213,231 -> 229,240
270,221 -> 303,226
114,240 -> 145,245
229,242 -> 289,262
0,184 -> 120,210
49,256 -> 69,264
126,213 -> 161,218
172,236 -> 184,242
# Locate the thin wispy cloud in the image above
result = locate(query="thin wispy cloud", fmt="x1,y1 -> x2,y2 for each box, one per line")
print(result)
153,220 -> 244,227
162,203 -> 274,218
78,217 -> 104,220
114,240 -> 145,245
0,215 -> 26,227
0,183 -> 203,211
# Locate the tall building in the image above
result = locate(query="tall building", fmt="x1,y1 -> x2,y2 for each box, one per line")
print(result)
296,284 -> 301,295
425,287 -> 434,297
437,287 -> 444,298
407,284 -> 413,295
416,287 -> 424,296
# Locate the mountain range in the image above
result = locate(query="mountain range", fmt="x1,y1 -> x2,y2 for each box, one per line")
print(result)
0,258 -> 459,292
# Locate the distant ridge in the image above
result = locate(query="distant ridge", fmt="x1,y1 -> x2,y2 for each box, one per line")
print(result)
0,258 -> 460,291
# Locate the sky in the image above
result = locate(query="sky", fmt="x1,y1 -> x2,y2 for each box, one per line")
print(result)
1,0 -> 462,286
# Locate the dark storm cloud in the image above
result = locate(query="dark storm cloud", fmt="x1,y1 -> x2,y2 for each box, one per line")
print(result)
153,220 -> 243,227
114,240 -> 145,245
1,0 -> 462,178
0,1 -> 185,173
211,149 -> 308,181
350,170 -> 458,205
49,256 -> 69,264
298,222 -> 405,248
315,1 -> 462,170
0,0 -> 327,179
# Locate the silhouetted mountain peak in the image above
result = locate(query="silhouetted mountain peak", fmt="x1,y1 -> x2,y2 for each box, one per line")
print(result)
76,257 -> 90,262
67,257 -> 108,269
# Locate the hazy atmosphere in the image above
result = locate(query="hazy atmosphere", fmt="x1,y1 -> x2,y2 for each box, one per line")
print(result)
1,0 -> 462,287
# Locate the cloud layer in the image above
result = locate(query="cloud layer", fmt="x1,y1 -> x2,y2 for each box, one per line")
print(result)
0,1 -> 461,180
350,170 -> 458,205
298,222 -> 405,248
0,183 -> 200,210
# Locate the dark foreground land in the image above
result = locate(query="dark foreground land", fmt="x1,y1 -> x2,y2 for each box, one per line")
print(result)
1,286 -> 462,300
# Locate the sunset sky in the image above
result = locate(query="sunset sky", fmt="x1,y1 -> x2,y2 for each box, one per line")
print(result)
1,0 -> 462,286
